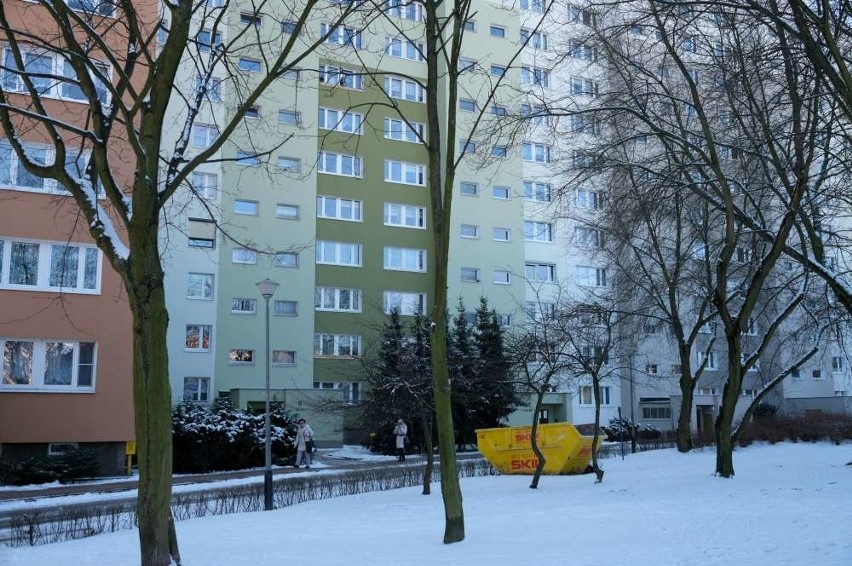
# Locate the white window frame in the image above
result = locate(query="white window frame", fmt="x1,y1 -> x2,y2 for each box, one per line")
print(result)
190,171 -> 218,200
384,160 -> 426,185
1,338 -> 97,391
384,75 -> 425,103
233,199 -> 259,216
314,333 -> 362,357
316,241 -> 362,267
319,64 -> 364,90
524,221 -> 553,242
277,156 -> 301,172
383,291 -> 427,315
461,267 -> 480,282
272,350 -> 297,366
232,248 -> 258,264
493,227 -> 511,242
522,142 -> 551,163
460,224 -> 480,239
521,66 -> 550,87
460,181 -> 478,196
576,266 -> 608,287
575,189 -> 602,209
187,272 -> 214,300
0,238 -> 101,294
318,151 -> 363,178
384,118 -> 425,143
699,350 -> 718,370
384,202 -> 426,229
318,107 -> 364,134
579,385 -> 611,405
320,23 -> 362,48
383,246 -> 427,272
385,36 -> 425,61
276,203 -> 300,220
494,270 -> 511,284
274,252 -> 299,268
317,196 -> 363,222
523,181 -> 551,202
315,287 -> 362,313
274,300 -> 299,317
185,324 -> 212,352
521,28 -> 548,50
525,262 -> 555,282
228,349 -> 255,364
183,376 -> 210,402
230,298 -> 257,314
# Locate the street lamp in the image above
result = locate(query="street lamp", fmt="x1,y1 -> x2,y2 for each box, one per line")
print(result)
256,277 -> 279,511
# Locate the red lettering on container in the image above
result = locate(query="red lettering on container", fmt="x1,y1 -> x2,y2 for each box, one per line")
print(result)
510,458 -> 539,470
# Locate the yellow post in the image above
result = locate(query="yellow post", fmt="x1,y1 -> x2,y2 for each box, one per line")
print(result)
125,441 -> 137,476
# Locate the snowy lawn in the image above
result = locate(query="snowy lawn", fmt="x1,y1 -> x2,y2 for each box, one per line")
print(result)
5,442 -> 851,566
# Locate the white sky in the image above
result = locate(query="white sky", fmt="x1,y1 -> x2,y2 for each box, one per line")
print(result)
4,442 -> 851,565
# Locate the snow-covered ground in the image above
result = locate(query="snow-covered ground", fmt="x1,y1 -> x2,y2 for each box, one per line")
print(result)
4,442 -> 851,565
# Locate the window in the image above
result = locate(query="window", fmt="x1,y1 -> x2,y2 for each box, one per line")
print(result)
570,77 -> 600,97
384,247 -> 427,272
575,189 -> 602,209
461,267 -> 480,282
520,103 -> 551,126
463,19 -> 476,31
232,248 -> 258,264
459,139 -> 477,154
493,228 -> 511,242
315,287 -> 362,312
187,273 -> 214,300
274,252 -> 299,268
460,182 -> 478,196
187,219 -> 216,249
699,351 -> 718,370
646,364 -> 658,375
791,368 -> 801,380
494,270 -> 511,284
490,65 -> 506,77
240,11 -> 262,27
314,334 -> 361,357
185,325 -> 212,352
281,20 -> 298,34
276,157 -> 301,173
191,172 -> 218,200
577,266 -> 607,287
743,318 -> 757,336
385,36 -> 424,61
238,58 -> 262,72
459,98 -> 476,112
316,241 -> 362,267
231,298 -> 257,314
521,0 -> 546,13
384,160 -> 425,185
228,349 -> 254,364
244,106 -> 260,120
235,151 -> 261,166
318,107 -> 364,134
384,203 -> 426,228
521,29 -> 548,50
579,385 -> 611,405
571,115 -> 602,135
491,104 -> 508,116
320,23 -> 362,48
458,58 -> 477,73
184,377 -> 210,402
568,40 -> 598,61
521,66 -> 550,87
492,186 -> 510,199
682,35 -> 697,53
1,339 -> 96,390
525,262 -> 555,282
525,301 -> 556,322
317,196 -> 363,221
642,406 -> 671,419
272,350 -> 296,365
384,118 -> 425,143
524,221 -> 553,242
192,124 -> 219,148
522,142 -> 551,163
460,224 -> 480,238
319,151 -> 363,177
319,64 -> 364,90
196,30 -> 222,53
568,4 -> 596,26
490,25 -> 506,38
233,200 -> 258,216
523,181 -> 551,202
491,146 -> 508,158
66,0 -> 116,16
813,369 -> 823,380
0,239 -> 100,293
276,203 -> 300,220
833,356 -> 845,373
274,300 -> 298,317
386,0 -> 424,21
575,226 -> 603,248
278,110 -> 301,125
384,76 -> 425,102
383,291 -> 427,315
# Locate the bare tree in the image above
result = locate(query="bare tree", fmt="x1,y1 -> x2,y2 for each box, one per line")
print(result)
0,1 -> 364,563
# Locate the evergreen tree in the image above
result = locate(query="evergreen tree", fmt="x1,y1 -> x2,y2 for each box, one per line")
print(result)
472,298 -> 519,428
449,300 -> 478,447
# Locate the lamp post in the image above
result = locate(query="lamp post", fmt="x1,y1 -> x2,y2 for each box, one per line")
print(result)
256,277 -> 278,511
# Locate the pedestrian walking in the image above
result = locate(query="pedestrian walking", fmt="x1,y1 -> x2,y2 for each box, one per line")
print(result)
294,418 -> 315,469
393,418 -> 408,462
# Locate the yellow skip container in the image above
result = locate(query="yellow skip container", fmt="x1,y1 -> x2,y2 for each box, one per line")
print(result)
476,423 -> 602,475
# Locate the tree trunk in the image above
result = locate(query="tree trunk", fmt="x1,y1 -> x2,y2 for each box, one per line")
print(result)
714,356 -> 742,478
421,413 -> 433,495
676,358 -> 696,452
529,390 -> 546,489
125,228 -> 174,566
591,377 -> 604,483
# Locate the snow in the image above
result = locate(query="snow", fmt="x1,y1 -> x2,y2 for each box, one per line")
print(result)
4,442 -> 852,565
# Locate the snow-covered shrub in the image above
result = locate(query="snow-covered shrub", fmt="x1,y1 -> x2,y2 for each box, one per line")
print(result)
172,401 -> 299,473
603,417 -> 661,442
0,448 -> 100,486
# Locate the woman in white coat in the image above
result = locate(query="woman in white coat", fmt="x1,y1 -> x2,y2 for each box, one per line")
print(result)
393,418 -> 408,462
294,418 -> 315,468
